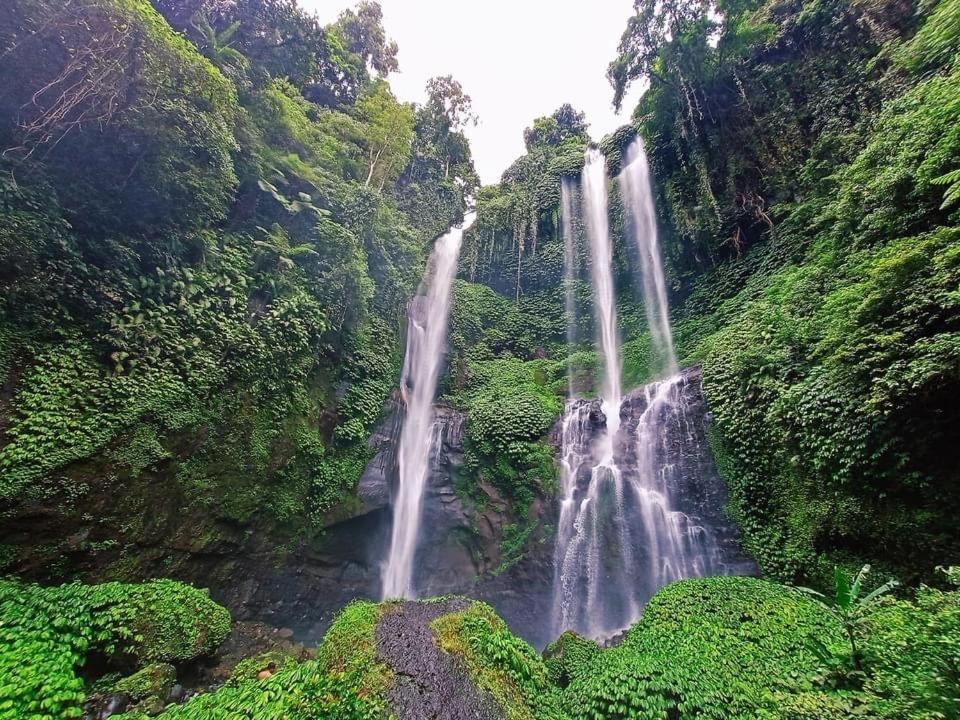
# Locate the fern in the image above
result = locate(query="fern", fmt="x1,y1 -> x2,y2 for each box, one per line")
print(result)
932,167 -> 960,208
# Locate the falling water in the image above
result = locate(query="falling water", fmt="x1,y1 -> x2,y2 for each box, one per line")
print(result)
381,212 -> 475,599
619,137 -> 677,375
581,148 -> 622,437
560,178 -> 579,396
551,146 -> 738,640
552,149 -> 636,638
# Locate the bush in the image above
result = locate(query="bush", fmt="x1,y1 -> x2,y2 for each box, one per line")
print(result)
0,578 -> 229,720
563,577 -> 844,720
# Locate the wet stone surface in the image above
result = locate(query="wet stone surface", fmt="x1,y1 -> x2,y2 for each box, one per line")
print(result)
376,599 -> 500,720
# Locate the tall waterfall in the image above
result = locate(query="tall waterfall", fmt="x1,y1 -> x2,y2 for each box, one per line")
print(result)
552,149 -> 636,638
581,148 -> 622,438
382,213 -> 475,599
619,137 -> 677,375
551,143 -> 741,641
561,178 -> 579,397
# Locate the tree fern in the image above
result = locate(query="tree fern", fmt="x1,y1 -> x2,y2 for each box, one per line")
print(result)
932,167 -> 960,208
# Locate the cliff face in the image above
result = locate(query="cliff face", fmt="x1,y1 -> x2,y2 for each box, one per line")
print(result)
1,369 -> 750,650
614,367 -> 756,579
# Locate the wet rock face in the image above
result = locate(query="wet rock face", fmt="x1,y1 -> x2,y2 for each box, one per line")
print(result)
214,401 -> 556,647
615,367 -> 757,579
376,599 -> 500,720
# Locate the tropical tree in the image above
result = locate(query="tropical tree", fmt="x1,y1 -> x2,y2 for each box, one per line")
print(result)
355,80 -> 414,190
796,565 -> 899,671
191,14 -> 249,79
329,1 -> 398,77
522,103 -> 589,151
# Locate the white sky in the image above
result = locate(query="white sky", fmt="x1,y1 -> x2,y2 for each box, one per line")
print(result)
302,0 -> 644,184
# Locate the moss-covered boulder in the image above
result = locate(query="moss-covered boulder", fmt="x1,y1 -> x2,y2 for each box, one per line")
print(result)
542,631 -> 600,688
113,663 -> 176,702
121,579 -> 230,663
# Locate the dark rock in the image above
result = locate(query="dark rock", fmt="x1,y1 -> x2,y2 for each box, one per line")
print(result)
375,599 -> 500,720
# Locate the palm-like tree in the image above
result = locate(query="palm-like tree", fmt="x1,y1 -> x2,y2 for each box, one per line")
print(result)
796,564 -> 899,671
191,14 -> 249,75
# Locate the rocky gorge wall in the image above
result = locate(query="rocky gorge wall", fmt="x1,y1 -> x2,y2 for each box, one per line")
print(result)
1,367 -> 752,651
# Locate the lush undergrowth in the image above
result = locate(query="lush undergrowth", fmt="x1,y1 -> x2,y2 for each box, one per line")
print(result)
14,572 -> 953,719
0,0 -> 475,580
0,578 -> 229,719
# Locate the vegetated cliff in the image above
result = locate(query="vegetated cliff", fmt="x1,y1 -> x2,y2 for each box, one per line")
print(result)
449,0 -> 960,590
2,0 -> 960,717
0,0 -> 478,612
612,0 -> 960,585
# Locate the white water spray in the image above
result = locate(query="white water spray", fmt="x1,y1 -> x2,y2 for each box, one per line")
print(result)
582,148 -> 622,440
381,213 -> 475,599
619,137 -> 677,375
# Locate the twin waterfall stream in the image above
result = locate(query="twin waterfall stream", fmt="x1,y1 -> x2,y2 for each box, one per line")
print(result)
382,139 -> 741,642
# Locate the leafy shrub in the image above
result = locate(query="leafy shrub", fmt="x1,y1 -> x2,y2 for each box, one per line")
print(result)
455,358 -> 561,504
685,61 -> 960,581
563,577 -> 844,720
860,585 -> 960,719
542,631 -> 600,688
0,578 -> 228,720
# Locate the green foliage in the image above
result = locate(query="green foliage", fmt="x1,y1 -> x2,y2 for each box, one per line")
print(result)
895,0 -> 960,73
0,0 -> 471,577
861,585 -> 960,719
542,632 -> 601,688
563,577 -> 845,720
0,578 -> 228,720
455,358 -> 561,504
670,60 -> 960,583
432,601 -> 562,720
226,651 -> 298,687
112,663 -> 176,702
118,600 -> 389,720
0,0 -> 240,235
795,565 -> 899,672
123,658 -> 383,720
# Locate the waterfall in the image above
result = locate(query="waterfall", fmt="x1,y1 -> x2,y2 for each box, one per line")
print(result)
582,148 -> 622,439
619,137 -> 677,375
381,212 -> 475,599
550,144 -> 741,641
561,178 -> 579,397
551,149 -> 636,638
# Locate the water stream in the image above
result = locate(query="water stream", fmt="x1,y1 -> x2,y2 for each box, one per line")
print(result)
381,213 -> 475,599
551,143 -> 732,640
619,136 -> 677,375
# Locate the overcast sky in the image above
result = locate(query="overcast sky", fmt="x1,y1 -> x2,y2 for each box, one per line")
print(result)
302,0 -> 645,184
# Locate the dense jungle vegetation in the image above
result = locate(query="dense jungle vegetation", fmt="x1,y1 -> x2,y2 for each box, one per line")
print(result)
0,0 -> 477,575
1,0 -> 959,717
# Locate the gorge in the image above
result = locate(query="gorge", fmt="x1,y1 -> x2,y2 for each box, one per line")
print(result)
1,0 -> 959,718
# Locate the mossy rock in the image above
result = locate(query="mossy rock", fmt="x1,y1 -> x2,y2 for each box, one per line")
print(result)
542,631 -> 600,688
429,599 -> 560,720
123,580 -> 231,663
113,662 -> 176,702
